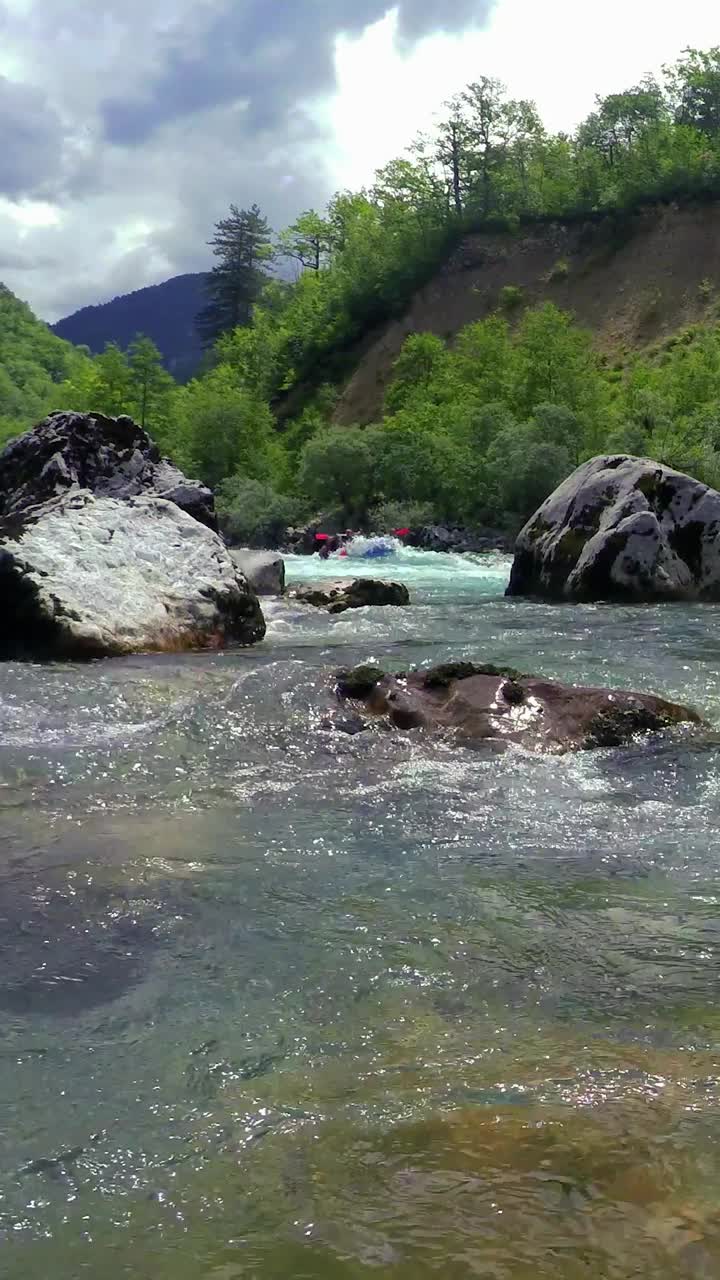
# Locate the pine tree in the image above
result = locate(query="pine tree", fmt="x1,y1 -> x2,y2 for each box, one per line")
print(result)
196,204 -> 274,347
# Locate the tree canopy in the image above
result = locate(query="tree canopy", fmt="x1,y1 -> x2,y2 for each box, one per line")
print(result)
196,204 -> 275,347
6,48 -> 720,544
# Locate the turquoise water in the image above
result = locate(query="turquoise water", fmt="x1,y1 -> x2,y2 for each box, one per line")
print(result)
2,549 -> 720,1278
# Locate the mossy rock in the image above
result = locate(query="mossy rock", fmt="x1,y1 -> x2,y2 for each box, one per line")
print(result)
336,664 -> 387,699
423,661 -> 523,689
583,703 -> 675,749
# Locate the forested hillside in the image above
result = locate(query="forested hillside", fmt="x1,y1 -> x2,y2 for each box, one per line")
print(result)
52,274 -> 208,382
0,286 -> 92,447
5,47 -> 720,542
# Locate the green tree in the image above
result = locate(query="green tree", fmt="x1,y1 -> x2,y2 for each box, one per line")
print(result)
197,203 -> 275,347
666,48 -> 720,134
93,343 -> 133,415
177,365 -> 276,489
486,428 -> 572,524
460,78 -> 543,215
298,427 -> 377,518
373,418 -> 468,518
577,79 -> 667,167
512,304 -> 603,426
216,475 -> 302,547
450,316 -> 514,404
529,403 -> 585,464
127,334 -> 175,434
434,95 -> 474,215
277,209 -> 333,272
384,333 -> 450,413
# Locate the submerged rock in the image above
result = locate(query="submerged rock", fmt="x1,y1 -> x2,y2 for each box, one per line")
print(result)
335,660 -> 701,754
507,454 -> 720,602
0,874 -> 159,1016
0,492 -> 265,659
289,578 -> 410,614
0,409 -> 217,530
230,549 -> 286,596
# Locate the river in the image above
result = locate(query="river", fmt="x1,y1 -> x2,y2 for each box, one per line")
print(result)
2,547 -> 720,1278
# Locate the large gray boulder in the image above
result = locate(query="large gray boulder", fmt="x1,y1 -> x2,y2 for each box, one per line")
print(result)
0,492 -> 265,659
230,549 -> 285,596
0,410 -> 217,530
507,455 -> 720,602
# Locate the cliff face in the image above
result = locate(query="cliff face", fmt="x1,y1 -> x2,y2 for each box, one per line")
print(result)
333,203 -> 720,426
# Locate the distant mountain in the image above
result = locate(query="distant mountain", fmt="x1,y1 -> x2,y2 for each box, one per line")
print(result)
52,273 -> 209,382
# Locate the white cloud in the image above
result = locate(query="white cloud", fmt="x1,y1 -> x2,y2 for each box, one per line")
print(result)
330,0 -> 720,190
0,0 -> 719,321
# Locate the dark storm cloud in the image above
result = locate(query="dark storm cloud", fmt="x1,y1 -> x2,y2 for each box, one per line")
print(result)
101,0 -> 496,144
0,76 -> 67,197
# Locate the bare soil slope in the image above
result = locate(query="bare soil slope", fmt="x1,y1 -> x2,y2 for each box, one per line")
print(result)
334,202 -> 720,426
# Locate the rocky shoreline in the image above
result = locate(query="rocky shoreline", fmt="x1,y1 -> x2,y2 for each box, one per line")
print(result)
279,522 -> 512,556
0,415 -> 713,761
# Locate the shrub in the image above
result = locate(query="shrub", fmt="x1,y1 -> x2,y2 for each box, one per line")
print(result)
368,500 -> 438,532
486,427 -> 572,526
498,284 -> 525,311
297,426 -> 377,519
546,257 -> 570,283
216,475 -> 304,548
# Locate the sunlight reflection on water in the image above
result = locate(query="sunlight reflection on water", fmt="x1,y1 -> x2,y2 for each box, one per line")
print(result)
2,551 -> 720,1277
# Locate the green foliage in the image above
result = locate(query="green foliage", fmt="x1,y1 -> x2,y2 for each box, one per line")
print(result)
666,48 -> 720,134
216,475 -> 302,547
368,500 -> 439,532
511,304 -> 603,426
297,427 -> 376,518
546,258 -> 570,282
371,415 -> 467,517
305,306 -> 720,532
384,334 -> 450,413
0,284 -> 93,438
498,284 -> 524,310
276,209 -> 333,272
127,335 -> 176,437
176,365 -> 278,489
485,429 -> 572,524
196,204 -> 274,348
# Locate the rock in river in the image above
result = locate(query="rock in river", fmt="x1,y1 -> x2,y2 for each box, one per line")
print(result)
0,491 -> 265,660
507,454 -> 720,602
335,660 -> 701,753
0,412 -> 265,659
289,579 -> 410,614
230,549 -> 286,596
0,409 -> 217,530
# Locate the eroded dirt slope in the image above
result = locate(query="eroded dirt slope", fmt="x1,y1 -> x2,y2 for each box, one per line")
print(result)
334,202 -> 720,425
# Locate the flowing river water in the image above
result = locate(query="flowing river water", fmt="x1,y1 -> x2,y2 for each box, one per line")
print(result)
2,547 -> 720,1278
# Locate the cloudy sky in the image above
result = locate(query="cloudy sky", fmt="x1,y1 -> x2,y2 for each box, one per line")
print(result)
1,0 -> 718,322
